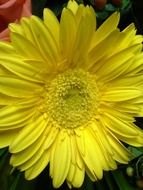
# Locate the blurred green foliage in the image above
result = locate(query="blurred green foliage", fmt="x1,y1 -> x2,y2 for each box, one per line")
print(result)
0,146 -> 143,190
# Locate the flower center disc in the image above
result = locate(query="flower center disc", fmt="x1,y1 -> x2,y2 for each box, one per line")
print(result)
45,70 -> 99,129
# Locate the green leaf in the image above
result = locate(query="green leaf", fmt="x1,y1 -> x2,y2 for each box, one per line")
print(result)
105,3 -> 119,12
96,10 -> 109,20
122,0 -> 131,9
88,0 -> 94,5
0,148 -> 7,157
104,172 -> 117,190
84,175 -> 95,190
128,146 -> 143,159
112,169 -> 134,190
76,0 -> 84,4
9,174 -> 21,190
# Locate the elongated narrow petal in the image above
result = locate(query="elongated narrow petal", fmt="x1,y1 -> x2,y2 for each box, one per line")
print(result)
102,88 -> 142,102
60,8 -> 76,64
0,130 -> 19,148
0,76 -> 41,97
43,9 -> 60,46
106,131 -> 131,163
0,106 -> 35,128
91,12 -> 120,48
25,150 -> 50,180
10,135 -> 45,166
52,132 -> 71,188
11,33 -> 44,60
79,129 -> 103,179
10,115 -> 47,153
30,16 -> 60,65
0,57 -> 46,83
18,146 -> 45,171
67,0 -> 79,15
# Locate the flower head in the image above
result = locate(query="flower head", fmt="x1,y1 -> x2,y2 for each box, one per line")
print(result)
0,0 -> 143,188
0,0 -> 31,41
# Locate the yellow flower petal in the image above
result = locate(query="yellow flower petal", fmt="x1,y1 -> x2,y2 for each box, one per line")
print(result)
0,130 -> 19,148
0,41 -> 15,55
11,33 -> 43,60
117,131 -> 143,147
102,87 -> 142,102
0,106 -> 34,128
69,165 -> 85,188
88,29 -> 120,71
0,93 -> 20,105
67,0 -> 79,15
107,131 -> 131,163
25,150 -> 50,180
103,113 -> 138,137
52,131 -> 71,188
95,46 -> 138,81
60,8 -> 76,64
0,76 -> 41,98
18,145 -> 44,171
43,9 -> 60,46
44,127 -> 59,150
79,128 -> 103,179
0,57 -> 46,83
91,12 -> 120,48
10,134 -> 45,166
30,16 -> 60,65
73,7 -> 96,67
10,115 -> 47,153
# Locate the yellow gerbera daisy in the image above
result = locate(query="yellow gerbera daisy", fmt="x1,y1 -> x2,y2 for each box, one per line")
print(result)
0,0 -> 143,188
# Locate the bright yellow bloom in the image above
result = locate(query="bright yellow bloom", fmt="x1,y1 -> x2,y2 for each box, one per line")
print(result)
0,0 -> 143,188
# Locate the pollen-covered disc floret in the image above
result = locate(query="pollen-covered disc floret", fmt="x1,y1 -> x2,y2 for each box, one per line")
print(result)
45,69 -> 99,129
0,0 -> 143,188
